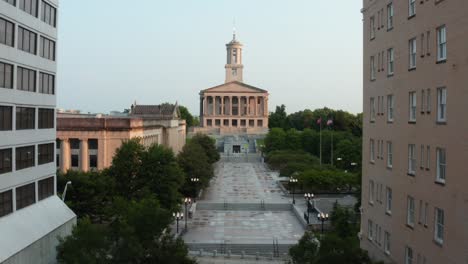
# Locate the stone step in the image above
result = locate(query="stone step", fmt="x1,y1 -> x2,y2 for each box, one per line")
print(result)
186,243 -> 293,257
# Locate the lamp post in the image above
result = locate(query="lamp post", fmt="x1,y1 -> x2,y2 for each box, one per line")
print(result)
190,178 -> 200,201
304,193 -> 314,224
317,212 -> 329,234
62,181 -> 72,201
173,212 -> 184,234
289,177 -> 298,204
183,197 -> 191,230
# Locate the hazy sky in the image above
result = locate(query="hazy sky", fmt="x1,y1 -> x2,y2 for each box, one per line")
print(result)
57,0 -> 363,115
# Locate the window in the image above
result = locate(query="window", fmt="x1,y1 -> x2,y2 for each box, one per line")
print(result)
426,146 -> 430,170
423,202 -> 428,226
39,36 -> 55,61
0,106 -> 12,130
368,219 -> 373,240
0,148 -> 12,174
18,27 -> 37,55
0,190 -> 13,217
376,224 -> 382,245
408,144 -> 416,175
16,107 -> 35,130
387,141 -> 393,167
437,87 -> 447,122
405,246 -> 414,264
71,154 -> 79,167
370,97 -> 376,121
426,31 -> 431,55
0,62 -> 14,89
0,17 -> 15,47
409,92 -> 417,122
407,196 -> 415,226
409,38 -> 417,69
41,1 -> 57,27
437,26 -> 447,62
38,108 -> 54,129
19,0 -> 38,17
16,182 -> 36,210
2,0 -> 15,6
386,187 -> 392,214
39,72 -> 55,94
370,139 -> 375,162
369,180 -> 374,204
434,208 -> 444,244
436,148 -> 446,183
90,155 -> 97,168
387,3 -> 393,30
419,200 -> 423,224
38,176 -> 54,200
370,16 -> 375,40
387,95 -> 394,122
384,231 -> 390,255
420,145 -> 425,169
420,33 -> 425,57
17,66 -> 36,92
408,0 -> 416,17
421,90 -> 425,112
38,143 -> 54,165
387,48 -> 394,76
16,145 -> 35,170
426,88 -> 431,113
370,56 -> 376,80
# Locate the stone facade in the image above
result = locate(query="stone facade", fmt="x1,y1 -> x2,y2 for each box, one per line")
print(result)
194,33 -> 269,135
57,104 -> 186,173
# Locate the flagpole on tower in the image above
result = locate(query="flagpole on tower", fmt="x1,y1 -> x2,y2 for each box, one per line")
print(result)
319,117 -> 322,167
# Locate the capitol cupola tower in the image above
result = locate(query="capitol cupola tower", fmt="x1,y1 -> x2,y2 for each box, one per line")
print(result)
225,29 -> 244,83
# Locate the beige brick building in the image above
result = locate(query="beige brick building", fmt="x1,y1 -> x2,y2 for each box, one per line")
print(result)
361,0 -> 468,263
57,103 -> 186,172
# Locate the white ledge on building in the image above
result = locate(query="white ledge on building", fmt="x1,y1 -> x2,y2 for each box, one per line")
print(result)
0,196 -> 77,263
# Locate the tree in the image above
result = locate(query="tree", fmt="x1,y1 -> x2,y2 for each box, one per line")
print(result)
189,133 -> 220,163
178,141 -> 213,197
289,231 -> 319,263
179,105 -> 194,128
264,128 -> 286,152
285,128 -> 302,150
269,104 -> 289,129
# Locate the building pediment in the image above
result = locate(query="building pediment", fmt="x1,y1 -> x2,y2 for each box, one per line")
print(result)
201,81 -> 268,94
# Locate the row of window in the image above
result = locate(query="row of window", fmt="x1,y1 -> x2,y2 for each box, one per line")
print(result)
370,26 -> 446,80
0,17 -> 56,61
0,143 -> 54,174
0,176 -> 55,218
2,0 -> 57,27
0,61 -> 55,94
367,219 -> 391,256
405,246 -> 428,264
370,88 -> 447,123
370,140 -> 446,183
0,105 -> 54,131
406,196 -> 445,245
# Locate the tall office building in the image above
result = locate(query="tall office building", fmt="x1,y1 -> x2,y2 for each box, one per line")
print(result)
0,0 -> 75,263
361,0 -> 468,263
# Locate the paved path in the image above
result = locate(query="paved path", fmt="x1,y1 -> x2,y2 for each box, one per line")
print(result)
203,162 -> 287,203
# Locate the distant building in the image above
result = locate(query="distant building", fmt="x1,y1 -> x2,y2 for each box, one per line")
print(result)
0,1 -> 76,263
361,1 -> 468,263
57,103 -> 186,172
193,31 -> 269,135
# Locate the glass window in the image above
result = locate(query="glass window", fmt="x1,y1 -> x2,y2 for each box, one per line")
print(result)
0,106 -> 12,130
18,27 -> 37,55
387,141 -> 393,167
369,180 -> 374,204
90,155 -> 98,168
370,139 -> 375,162
426,146 -> 430,170
409,38 -> 417,69
427,88 -> 432,113
407,196 -> 415,226
405,246 -> 414,264
370,16 -> 375,40
38,176 -> 54,200
38,143 -> 54,165
436,148 -> 446,183
387,48 -> 394,76
420,145 -> 425,169
434,208 -> 444,244
39,72 -> 55,94
408,0 -> 416,17
437,26 -> 447,62
408,144 -> 416,175
386,187 -> 392,213
370,97 -> 376,121
16,182 -> 36,210
38,108 -> 54,129
40,36 -> 55,61
368,219 -> 373,240
409,92 -> 417,122
387,3 -> 393,30
384,231 -> 390,255
41,1 -> 57,27
17,66 -> 36,92
2,0 -> 16,6
71,154 -> 79,167
387,95 -> 394,122
0,62 -> 14,89
0,17 -> 15,47
16,107 -> 35,130
437,87 -> 447,122
0,190 -> 13,217
19,0 -> 38,17
370,56 -> 376,80
16,145 -> 35,170
0,148 -> 12,174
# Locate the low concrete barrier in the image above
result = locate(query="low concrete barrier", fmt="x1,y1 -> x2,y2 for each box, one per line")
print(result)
196,202 -> 291,211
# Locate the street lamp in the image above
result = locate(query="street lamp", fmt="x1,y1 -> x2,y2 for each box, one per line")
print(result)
183,197 -> 191,230
317,213 -> 329,234
289,177 -> 298,204
190,178 -> 200,201
62,181 -> 72,201
173,212 -> 184,234
304,193 -> 314,224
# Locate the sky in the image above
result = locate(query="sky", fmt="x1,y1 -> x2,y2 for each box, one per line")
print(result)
57,0 -> 363,116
